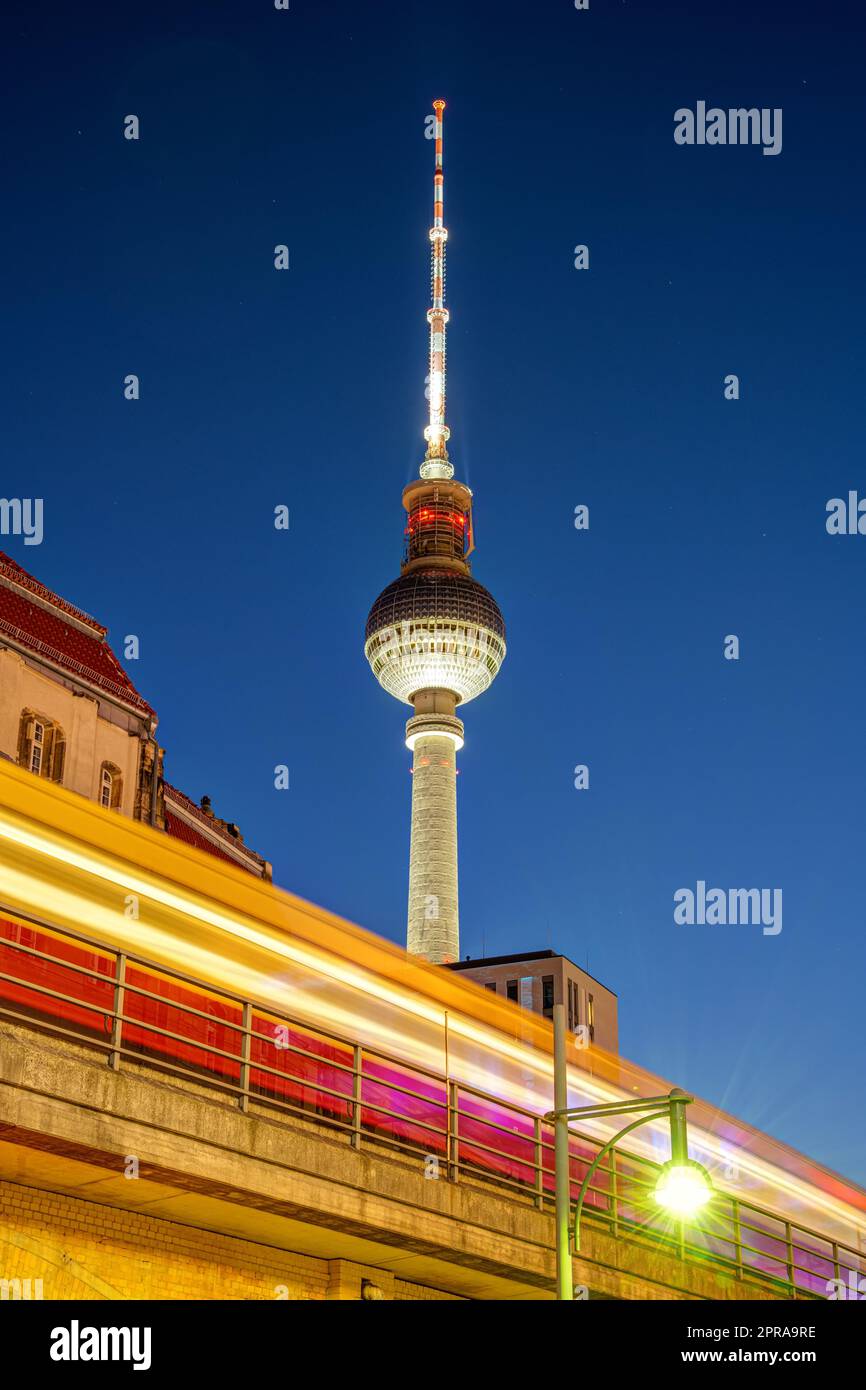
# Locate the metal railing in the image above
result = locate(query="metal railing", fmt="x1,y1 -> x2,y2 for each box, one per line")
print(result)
0,904 -> 863,1300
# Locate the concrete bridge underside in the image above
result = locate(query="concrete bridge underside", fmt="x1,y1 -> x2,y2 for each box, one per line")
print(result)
0,1022 -> 789,1301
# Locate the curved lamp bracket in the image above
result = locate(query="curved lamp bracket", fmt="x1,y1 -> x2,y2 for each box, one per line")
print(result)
573,1110 -> 670,1253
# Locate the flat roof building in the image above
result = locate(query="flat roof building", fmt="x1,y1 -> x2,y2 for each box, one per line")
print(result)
447,949 -> 618,1055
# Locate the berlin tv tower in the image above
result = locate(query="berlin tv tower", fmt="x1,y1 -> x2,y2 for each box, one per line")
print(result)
365,101 -> 506,964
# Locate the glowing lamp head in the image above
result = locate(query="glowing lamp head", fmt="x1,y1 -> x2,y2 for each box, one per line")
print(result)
654,1159 -> 713,1216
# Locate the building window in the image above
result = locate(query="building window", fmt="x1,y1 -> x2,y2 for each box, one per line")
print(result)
506,979 -> 518,1003
18,712 -> 65,784
484,982 -> 497,992
542,975 -> 554,1019
99,762 -> 123,811
568,979 -> 574,1031
30,720 -> 45,775
587,992 -> 595,1041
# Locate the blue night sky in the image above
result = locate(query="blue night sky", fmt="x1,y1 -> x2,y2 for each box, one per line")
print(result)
4,1 -> 865,1181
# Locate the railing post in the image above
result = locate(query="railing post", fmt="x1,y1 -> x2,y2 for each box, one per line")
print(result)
609,1146 -> 618,1240
238,1002 -> 252,1112
785,1221 -> 796,1296
447,1079 -> 459,1183
533,1115 -> 544,1210
351,1044 -> 363,1150
552,1001 -> 574,1301
732,1199 -> 744,1280
832,1241 -> 840,1290
109,953 -> 126,1071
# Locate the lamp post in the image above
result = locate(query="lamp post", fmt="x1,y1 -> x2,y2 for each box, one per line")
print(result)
545,1006 -> 713,1300
552,1001 -> 572,1301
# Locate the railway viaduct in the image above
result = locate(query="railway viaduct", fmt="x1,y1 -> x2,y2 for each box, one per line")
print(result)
1,1019 -> 785,1303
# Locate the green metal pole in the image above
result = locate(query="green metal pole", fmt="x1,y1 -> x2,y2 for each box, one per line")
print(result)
668,1088 -> 690,1164
553,1001 -> 573,1301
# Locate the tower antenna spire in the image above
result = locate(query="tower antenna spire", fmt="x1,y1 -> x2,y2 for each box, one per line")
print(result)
422,99 -> 453,482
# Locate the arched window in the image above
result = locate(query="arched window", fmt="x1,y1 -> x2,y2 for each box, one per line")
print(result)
17,711 -> 65,784
99,762 -> 123,811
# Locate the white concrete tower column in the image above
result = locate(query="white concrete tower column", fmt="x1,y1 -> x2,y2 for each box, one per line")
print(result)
405,700 -> 464,963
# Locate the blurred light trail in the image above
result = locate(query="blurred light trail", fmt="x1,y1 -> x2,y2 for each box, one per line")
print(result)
0,759 -> 863,1255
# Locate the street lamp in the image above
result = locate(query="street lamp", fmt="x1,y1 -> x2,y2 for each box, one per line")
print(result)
653,1090 -> 713,1215
655,1157 -> 714,1216
545,1004 -> 713,1300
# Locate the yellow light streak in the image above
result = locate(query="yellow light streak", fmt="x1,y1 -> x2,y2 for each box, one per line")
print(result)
0,802 -> 864,1247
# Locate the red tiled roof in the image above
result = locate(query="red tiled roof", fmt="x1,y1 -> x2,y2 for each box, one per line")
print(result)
0,552 -> 154,716
163,783 -> 268,876
164,811 -> 247,869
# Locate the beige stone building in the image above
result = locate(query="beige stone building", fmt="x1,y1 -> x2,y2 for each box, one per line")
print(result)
0,551 -> 269,878
448,949 -> 618,1054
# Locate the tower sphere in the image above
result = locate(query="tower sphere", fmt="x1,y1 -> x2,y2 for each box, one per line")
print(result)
365,569 -> 506,707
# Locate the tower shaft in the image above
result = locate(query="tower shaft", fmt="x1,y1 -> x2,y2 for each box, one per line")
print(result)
406,721 -> 461,962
